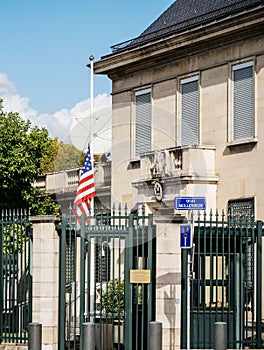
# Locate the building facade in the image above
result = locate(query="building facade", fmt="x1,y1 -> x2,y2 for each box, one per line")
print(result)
94,0 -> 264,217
93,1 -> 264,348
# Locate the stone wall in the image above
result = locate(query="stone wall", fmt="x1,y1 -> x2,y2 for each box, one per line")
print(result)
155,219 -> 182,349
30,216 -> 60,350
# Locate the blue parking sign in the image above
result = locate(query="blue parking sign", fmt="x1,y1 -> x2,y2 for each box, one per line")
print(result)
180,224 -> 192,249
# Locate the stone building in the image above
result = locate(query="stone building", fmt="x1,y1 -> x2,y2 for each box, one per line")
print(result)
92,0 -> 264,348
94,0 -> 264,216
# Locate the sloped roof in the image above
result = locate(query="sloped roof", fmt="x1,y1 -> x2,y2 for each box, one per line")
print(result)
111,0 -> 264,52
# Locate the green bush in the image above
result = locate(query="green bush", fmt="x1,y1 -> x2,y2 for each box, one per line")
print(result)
3,222 -> 29,255
101,279 -> 125,317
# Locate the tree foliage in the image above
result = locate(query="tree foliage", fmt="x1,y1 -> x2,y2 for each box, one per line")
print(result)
0,99 -> 60,214
54,141 -> 85,171
3,222 -> 29,255
101,279 -> 125,316
40,138 -> 85,173
39,137 -> 60,173
0,99 -> 88,215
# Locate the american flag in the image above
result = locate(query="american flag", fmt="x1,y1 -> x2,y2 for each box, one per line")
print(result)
73,145 -> 96,216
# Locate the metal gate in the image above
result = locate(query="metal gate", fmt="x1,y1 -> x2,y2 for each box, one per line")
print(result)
58,205 -> 156,350
0,209 -> 32,344
181,212 -> 263,349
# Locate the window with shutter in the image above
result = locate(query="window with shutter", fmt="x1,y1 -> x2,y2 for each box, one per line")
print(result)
232,61 -> 254,141
180,76 -> 199,146
135,89 -> 151,156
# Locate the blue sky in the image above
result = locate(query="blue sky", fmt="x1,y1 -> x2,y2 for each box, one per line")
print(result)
0,0 -> 174,150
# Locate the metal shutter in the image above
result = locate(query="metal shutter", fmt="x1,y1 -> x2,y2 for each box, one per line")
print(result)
181,77 -> 199,146
135,91 -> 151,155
233,63 -> 254,140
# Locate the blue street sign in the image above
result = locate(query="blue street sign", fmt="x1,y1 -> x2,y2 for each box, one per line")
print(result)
180,224 -> 192,249
174,196 -> 206,210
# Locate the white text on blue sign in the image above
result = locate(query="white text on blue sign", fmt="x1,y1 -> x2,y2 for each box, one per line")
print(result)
174,197 -> 206,210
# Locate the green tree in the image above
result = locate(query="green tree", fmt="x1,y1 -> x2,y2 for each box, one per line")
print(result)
40,136 -> 60,173
3,222 -> 29,255
0,99 -> 60,214
40,138 -> 85,173
54,142 -> 85,171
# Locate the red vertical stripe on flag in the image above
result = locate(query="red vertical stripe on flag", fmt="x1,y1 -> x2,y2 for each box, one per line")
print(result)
73,145 -> 95,215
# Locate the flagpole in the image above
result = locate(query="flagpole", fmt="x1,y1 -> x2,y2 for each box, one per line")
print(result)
89,55 -> 95,323
89,54 -> 95,217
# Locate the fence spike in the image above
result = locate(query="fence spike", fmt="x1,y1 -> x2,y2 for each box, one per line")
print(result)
142,202 -> 145,217
118,203 -> 122,216
216,209 -> 219,222
221,209 -> 225,223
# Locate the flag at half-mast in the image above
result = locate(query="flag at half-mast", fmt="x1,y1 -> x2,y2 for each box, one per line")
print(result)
73,145 -> 96,215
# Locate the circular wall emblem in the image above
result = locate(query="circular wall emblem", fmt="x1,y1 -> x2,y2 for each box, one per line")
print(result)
154,181 -> 163,202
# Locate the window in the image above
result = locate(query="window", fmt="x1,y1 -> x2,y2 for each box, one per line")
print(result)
228,197 -> 254,222
135,89 -> 151,155
180,76 -> 199,146
232,61 -> 254,141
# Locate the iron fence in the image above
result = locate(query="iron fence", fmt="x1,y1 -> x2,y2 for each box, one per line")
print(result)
58,204 -> 156,350
0,209 -> 32,344
181,211 -> 263,349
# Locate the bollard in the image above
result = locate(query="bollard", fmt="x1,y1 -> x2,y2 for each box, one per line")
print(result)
149,321 -> 162,350
28,322 -> 42,350
82,322 -> 95,350
214,322 -> 227,350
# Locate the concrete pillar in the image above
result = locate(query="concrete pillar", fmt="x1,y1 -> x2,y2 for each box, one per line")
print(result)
28,322 -> 42,350
154,218 -> 183,349
214,322 -> 227,350
82,323 -> 95,350
30,216 -> 60,350
149,321 -> 162,350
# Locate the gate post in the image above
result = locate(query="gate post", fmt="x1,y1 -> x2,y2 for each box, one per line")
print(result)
30,216 -> 61,350
256,220 -> 262,349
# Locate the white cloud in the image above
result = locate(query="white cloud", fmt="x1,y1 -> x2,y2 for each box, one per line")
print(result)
0,73 -> 112,154
0,73 -> 16,94
0,73 -> 38,121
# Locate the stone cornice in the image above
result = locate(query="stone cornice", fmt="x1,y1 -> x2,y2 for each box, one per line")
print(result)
132,175 -> 219,189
